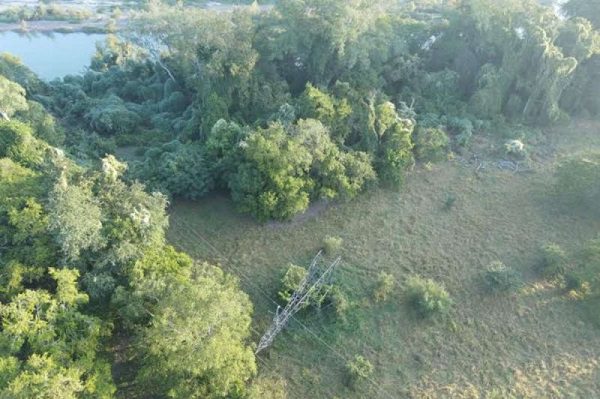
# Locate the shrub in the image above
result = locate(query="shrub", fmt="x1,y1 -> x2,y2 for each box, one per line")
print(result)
405,276 -> 452,318
278,264 -> 307,303
345,355 -> 374,387
323,236 -> 343,256
0,120 -> 46,167
248,377 -> 287,399
373,271 -> 395,302
228,123 -> 312,221
540,243 -> 568,279
445,116 -> 473,147
443,192 -> 457,210
131,141 -> 214,200
330,286 -> 350,322
555,152 -> 600,211
85,95 -> 141,136
413,127 -> 449,162
482,261 -> 522,292
505,139 -> 527,159
564,272 -> 591,300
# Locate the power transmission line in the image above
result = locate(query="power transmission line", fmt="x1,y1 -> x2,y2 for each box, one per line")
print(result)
171,218 -> 396,399
256,252 -> 341,353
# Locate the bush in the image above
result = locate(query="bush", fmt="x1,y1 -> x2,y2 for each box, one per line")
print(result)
323,236 -> 343,256
564,272 -> 591,300
555,152 -> 600,211
540,243 -> 569,279
85,95 -> 141,136
445,116 -> 473,147
278,264 -> 307,303
443,192 -> 457,210
505,139 -> 527,158
0,120 -> 46,167
345,355 -> 374,388
131,141 -> 214,200
330,286 -> 350,322
482,261 -> 522,292
405,276 -> 452,318
373,271 -> 395,302
413,127 -> 449,162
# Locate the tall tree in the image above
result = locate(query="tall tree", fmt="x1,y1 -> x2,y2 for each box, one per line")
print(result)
136,264 -> 256,399
0,75 -> 28,121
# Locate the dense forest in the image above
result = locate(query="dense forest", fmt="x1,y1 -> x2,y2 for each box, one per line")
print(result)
1,0 -> 600,397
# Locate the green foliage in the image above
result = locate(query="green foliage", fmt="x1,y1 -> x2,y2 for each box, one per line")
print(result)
406,276 -> 452,318
330,286 -> 350,322
204,119 -> 246,187
0,270 -> 115,398
48,180 -> 104,262
132,140 -> 214,200
0,54 -> 43,94
278,263 -> 334,308
0,119 -> 259,398
247,377 -> 288,399
540,243 -> 569,280
0,120 -> 46,167
0,4 -> 92,23
229,119 -> 375,220
375,108 -> 415,186
0,75 -> 28,120
345,355 -> 374,388
297,83 -> 352,143
413,127 -> 449,163
136,264 -> 256,399
443,192 -> 457,210
482,261 -> 522,293
17,101 -> 65,147
85,95 -> 141,136
293,119 -> 376,201
445,116 -> 474,147
278,264 -> 308,304
555,152 -> 600,211
323,235 -> 343,256
229,122 -> 312,221
373,271 -> 396,303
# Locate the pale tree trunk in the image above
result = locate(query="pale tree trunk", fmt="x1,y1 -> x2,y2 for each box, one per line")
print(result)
0,111 -> 9,121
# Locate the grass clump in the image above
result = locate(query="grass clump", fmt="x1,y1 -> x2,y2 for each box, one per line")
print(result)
345,355 -> 374,388
540,243 -> 568,280
482,261 -> 522,293
323,235 -> 343,256
405,276 -> 452,318
373,271 -> 396,302
443,192 -> 457,210
330,286 -> 350,323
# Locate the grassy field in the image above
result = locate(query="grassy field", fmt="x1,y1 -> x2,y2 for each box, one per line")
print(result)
167,121 -> 600,398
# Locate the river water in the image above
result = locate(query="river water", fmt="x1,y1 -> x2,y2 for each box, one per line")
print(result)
0,31 -> 106,80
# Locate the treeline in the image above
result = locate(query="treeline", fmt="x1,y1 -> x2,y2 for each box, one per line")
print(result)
13,0 -> 597,220
0,4 -> 93,23
0,91 -> 260,395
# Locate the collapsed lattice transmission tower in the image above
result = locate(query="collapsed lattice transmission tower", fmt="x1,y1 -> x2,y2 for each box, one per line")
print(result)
256,251 -> 341,354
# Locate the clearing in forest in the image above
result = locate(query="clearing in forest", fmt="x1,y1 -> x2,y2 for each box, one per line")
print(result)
168,121 -> 600,398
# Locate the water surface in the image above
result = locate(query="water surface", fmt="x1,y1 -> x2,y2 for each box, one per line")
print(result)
0,31 -> 105,80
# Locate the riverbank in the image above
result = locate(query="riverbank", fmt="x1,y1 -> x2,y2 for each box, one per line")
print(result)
0,17 -> 123,33
0,3 -> 272,34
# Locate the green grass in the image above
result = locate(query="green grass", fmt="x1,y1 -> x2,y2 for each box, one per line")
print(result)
167,120 -> 600,398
